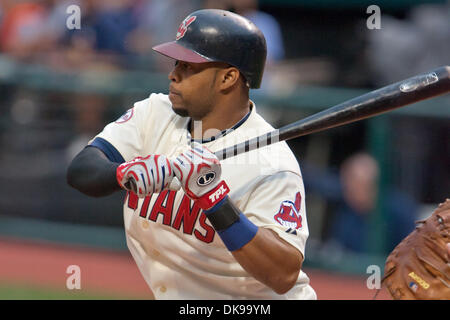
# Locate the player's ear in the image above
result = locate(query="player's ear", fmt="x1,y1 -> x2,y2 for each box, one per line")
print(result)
218,66 -> 240,91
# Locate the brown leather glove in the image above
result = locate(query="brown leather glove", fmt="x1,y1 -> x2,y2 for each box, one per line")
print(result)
382,198 -> 450,300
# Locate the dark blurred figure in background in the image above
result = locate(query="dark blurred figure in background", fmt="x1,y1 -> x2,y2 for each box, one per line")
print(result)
228,0 -> 285,92
229,0 -> 284,63
303,152 -> 417,254
91,0 -> 137,56
56,0 -> 138,71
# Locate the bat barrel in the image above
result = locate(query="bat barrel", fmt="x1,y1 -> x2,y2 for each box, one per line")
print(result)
279,65 -> 450,141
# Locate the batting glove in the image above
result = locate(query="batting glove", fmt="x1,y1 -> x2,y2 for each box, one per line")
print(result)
171,142 -> 229,210
116,155 -> 174,198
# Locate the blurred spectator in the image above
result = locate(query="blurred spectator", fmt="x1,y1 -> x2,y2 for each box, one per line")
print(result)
57,0 -> 137,70
0,0 -> 55,61
366,2 -> 450,85
91,0 -> 138,55
303,152 -> 417,254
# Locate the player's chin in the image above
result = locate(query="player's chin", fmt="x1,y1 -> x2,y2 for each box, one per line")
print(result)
171,105 -> 189,117
169,95 -> 189,117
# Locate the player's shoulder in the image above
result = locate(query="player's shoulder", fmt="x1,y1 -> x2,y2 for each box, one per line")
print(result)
133,92 -> 172,114
130,92 -> 184,125
260,140 -> 301,176
225,107 -> 302,176
250,110 -> 301,174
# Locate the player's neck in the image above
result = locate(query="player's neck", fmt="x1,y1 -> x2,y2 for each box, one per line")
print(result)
190,97 -> 250,140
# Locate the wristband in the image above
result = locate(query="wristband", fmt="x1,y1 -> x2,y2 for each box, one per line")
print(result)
218,213 -> 258,251
204,196 -> 258,251
204,196 -> 239,230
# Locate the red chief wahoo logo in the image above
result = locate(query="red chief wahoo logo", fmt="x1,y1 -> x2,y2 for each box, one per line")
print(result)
274,192 -> 302,234
176,16 -> 196,40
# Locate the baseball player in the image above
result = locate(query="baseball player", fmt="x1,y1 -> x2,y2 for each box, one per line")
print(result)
67,9 -> 316,300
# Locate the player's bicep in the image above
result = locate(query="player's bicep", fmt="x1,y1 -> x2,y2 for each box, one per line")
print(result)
67,145 -> 122,197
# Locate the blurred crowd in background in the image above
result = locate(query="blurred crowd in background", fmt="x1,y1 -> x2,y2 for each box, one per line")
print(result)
0,0 -> 448,260
0,0 -> 286,76
1,0 -> 448,86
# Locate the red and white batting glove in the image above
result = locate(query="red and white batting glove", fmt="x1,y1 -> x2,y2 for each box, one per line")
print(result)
116,155 -> 174,198
171,142 -> 229,211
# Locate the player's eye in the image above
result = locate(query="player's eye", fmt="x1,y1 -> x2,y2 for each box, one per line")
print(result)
180,62 -> 192,70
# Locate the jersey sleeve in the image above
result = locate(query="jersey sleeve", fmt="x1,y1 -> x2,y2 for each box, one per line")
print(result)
88,97 -> 152,162
241,171 -> 310,258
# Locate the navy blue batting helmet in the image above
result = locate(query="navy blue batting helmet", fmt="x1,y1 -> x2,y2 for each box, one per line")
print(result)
152,9 -> 267,89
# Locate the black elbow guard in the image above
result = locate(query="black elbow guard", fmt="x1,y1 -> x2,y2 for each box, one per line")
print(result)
67,146 -> 121,197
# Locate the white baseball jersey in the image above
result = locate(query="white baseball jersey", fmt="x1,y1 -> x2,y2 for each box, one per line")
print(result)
89,93 -> 317,300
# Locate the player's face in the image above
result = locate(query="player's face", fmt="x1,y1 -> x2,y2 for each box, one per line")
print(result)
168,61 -> 225,119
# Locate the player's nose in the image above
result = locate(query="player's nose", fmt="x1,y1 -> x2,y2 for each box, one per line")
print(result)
168,65 -> 181,83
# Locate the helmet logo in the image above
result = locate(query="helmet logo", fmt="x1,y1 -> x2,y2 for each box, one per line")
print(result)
176,16 -> 196,40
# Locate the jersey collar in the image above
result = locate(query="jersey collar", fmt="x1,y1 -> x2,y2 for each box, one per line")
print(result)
188,101 -> 254,144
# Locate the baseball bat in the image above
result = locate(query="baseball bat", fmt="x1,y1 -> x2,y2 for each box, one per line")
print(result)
128,66 -> 449,192
215,65 -> 450,160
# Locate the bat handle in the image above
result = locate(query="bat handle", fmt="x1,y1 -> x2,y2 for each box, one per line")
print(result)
124,178 -> 138,194
168,177 -> 182,191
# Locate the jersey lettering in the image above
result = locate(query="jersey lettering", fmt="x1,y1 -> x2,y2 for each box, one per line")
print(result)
136,190 -> 216,244
140,194 -> 153,217
172,195 -> 201,234
127,191 -> 139,210
149,190 -> 175,226
194,212 -> 215,243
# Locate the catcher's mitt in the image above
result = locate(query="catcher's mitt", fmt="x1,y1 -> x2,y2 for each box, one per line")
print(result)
381,198 -> 450,300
